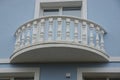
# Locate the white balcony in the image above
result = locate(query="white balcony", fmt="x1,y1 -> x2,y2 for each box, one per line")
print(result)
10,16 -> 109,63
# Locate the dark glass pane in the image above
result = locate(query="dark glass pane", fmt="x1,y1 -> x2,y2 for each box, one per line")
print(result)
63,7 -> 81,17
14,77 -> 34,80
44,9 -> 59,12
110,78 -> 120,80
63,7 -> 81,11
43,9 -> 59,16
0,79 -> 9,80
84,78 -> 106,80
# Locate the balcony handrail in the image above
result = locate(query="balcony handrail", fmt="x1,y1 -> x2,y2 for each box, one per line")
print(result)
14,16 -> 106,36
13,15 -> 107,54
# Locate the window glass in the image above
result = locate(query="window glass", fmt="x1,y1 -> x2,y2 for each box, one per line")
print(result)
63,7 -> 81,17
110,78 -> 120,80
84,78 -> 106,80
14,77 -> 34,80
0,79 -> 9,80
43,9 -> 59,16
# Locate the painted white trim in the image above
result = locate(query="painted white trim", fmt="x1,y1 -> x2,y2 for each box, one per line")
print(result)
81,0 -> 87,19
0,59 -> 10,63
109,57 -> 120,62
77,67 -> 120,80
34,0 -> 40,18
0,68 -> 40,80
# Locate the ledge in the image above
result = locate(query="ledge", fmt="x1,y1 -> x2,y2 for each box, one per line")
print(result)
10,41 -> 109,63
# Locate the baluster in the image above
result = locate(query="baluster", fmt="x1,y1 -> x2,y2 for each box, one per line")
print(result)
89,23 -> 94,47
57,18 -> 62,41
96,26 -> 100,49
14,33 -> 18,51
21,26 -> 25,48
74,20 -> 79,43
32,21 -> 38,44
66,18 -> 71,41
39,19 -> 45,42
14,29 -> 21,51
81,21 -> 87,45
48,18 -> 53,41
25,23 -> 31,46
100,30 -> 105,51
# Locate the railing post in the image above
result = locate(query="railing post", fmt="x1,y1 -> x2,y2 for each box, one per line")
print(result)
81,21 -> 87,45
14,29 -> 21,51
89,23 -> 94,47
39,19 -> 45,42
100,30 -> 105,52
32,21 -> 38,44
25,23 -> 31,46
66,18 -> 71,41
74,20 -> 79,43
21,26 -> 25,48
48,18 -> 53,41
57,18 -> 62,41
96,26 -> 100,49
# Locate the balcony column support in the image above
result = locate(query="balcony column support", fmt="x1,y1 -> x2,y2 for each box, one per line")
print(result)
48,18 -> 53,41
81,21 -> 87,45
39,19 -> 45,42
89,23 -> 94,47
21,26 -> 25,48
96,26 -> 100,49
74,20 -> 79,43
57,18 -> 62,41
100,30 -> 105,52
32,21 -> 38,44
25,23 -> 31,46
66,18 -> 71,41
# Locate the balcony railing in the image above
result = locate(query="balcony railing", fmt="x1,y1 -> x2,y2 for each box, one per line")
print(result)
11,16 -> 109,63
14,16 -> 106,52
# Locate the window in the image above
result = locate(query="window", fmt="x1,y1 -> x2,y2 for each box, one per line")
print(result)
14,77 -> 34,80
34,0 -> 87,19
43,9 -> 59,16
0,77 -> 34,80
63,7 -> 81,17
0,68 -> 40,80
110,78 -> 120,80
42,7 -> 81,17
84,78 -> 120,80
0,79 -> 10,80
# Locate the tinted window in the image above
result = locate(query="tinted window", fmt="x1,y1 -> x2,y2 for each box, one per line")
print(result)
63,7 -> 81,17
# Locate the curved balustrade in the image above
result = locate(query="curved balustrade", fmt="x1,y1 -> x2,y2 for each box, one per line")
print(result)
11,16 -> 109,63
14,16 -> 106,52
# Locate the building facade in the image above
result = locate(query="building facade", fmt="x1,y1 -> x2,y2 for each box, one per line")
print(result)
0,0 -> 120,80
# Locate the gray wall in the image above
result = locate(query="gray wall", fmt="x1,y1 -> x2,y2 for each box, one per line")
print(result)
0,0 -> 35,58
0,0 -> 120,58
88,0 -> 120,56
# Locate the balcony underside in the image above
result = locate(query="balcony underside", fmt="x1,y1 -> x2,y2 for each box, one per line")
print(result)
10,42 -> 109,63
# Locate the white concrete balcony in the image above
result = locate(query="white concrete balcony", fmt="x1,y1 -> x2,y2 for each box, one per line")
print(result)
10,16 -> 109,63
